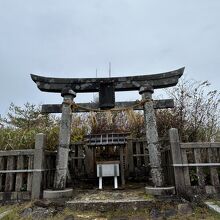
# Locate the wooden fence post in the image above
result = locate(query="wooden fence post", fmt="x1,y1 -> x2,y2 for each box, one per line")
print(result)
169,128 -> 185,194
127,139 -> 134,174
31,133 -> 46,199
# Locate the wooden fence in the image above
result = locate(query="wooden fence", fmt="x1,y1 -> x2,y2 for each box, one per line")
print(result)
127,138 -> 149,178
169,128 -> 220,195
0,133 -> 56,201
0,149 -> 34,200
3,129 -> 219,201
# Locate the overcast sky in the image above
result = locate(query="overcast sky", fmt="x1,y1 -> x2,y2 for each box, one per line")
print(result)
0,0 -> 220,116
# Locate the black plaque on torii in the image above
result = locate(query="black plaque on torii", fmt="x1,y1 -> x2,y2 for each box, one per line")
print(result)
31,67 -> 184,110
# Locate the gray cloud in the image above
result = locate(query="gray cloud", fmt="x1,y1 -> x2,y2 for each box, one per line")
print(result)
0,0 -> 220,116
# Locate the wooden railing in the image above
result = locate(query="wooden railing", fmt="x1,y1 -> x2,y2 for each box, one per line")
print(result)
126,137 -> 172,185
0,133 -> 56,201
169,128 -> 220,195
127,138 -> 149,177
0,149 -> 34,200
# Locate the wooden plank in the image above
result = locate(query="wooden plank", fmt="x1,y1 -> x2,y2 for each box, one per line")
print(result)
45,156 -> 49,188
211,143 -> 220,148
0,191 -> 31,201
166,150 -> 174,185
169,128 -> 185,194
181,142 -> 220,149
135,142 -> 141,167
173,163 -> 220,167
0,150 -> 34,157
181,149 -> 191,186
27,156 -> 33,191
194,148 -> 205,186
5,156 -> 15,192
93,147 -> 96,177
50,156 -> 56,188
124,144 -> 129,177
84,145 -> 94,177
120,147 -> 125,187
44,151 -> 56,156
133,154 -> 149,157
0,157 -> 4,191
77,145 -> 84,175
45,156 -> 50,189
208,148 -> 220,186
127,140 -> 134,174
15,156 -> 24,191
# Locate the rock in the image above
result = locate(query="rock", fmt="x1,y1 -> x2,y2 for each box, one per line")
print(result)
48,207 -> 58,216
34,200 -> 51,208
178,203 -> 193,215
51,200 -> 66,208
20,208 -> 32,218
0,210 -> 12,219
150,208 -> 164,220
164,209 -> 177,218
32,207 -> 50,219
64,214 -> 75,220
56,206 -> 64,212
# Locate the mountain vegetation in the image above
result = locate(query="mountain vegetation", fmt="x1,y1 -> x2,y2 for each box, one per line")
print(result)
0,78 -> 219,150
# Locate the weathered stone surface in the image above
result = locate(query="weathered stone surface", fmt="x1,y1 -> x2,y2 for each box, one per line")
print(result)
145,186 -> 175,196
33,200 -> 51,208
205,185 -> 217,194
54,92 -> 75,189
140,88 -> 164,187
31,67 -> 184,93
178,203 -> 193,215
0,210 -> 12,219
20,208 -> 32,218
43,188 -> 73,199
150,208 -> 163,220
41,99 -> 175,113
32,133 -> 46,200
164,209 -> 177,218
31,207 -> 50,219
21,205 -> 58,219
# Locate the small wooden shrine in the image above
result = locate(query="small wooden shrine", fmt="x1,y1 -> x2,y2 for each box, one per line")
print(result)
85,133 -> 129,188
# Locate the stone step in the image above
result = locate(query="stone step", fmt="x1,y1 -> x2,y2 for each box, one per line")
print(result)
66,199 -> 176,212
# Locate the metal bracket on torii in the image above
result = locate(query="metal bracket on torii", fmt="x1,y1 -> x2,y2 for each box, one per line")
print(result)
31,67 -> 184,190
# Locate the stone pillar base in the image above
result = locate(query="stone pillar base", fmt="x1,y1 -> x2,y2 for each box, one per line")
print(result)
145,186 -> 175,196
43,188 -> 73,199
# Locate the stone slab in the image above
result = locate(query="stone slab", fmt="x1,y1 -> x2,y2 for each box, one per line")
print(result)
205,201 -> 220,214
43,188 -> 73,199
145,186 -> 175,196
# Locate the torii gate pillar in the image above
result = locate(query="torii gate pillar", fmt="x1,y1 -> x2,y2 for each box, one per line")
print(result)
54,88 -> 76,189
140,85 -> 164,187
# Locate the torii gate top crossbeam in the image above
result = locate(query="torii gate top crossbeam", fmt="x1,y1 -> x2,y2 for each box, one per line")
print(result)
31,67 -> 184,93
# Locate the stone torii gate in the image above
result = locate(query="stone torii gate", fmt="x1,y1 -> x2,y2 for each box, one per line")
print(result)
31,67 -> 184,191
